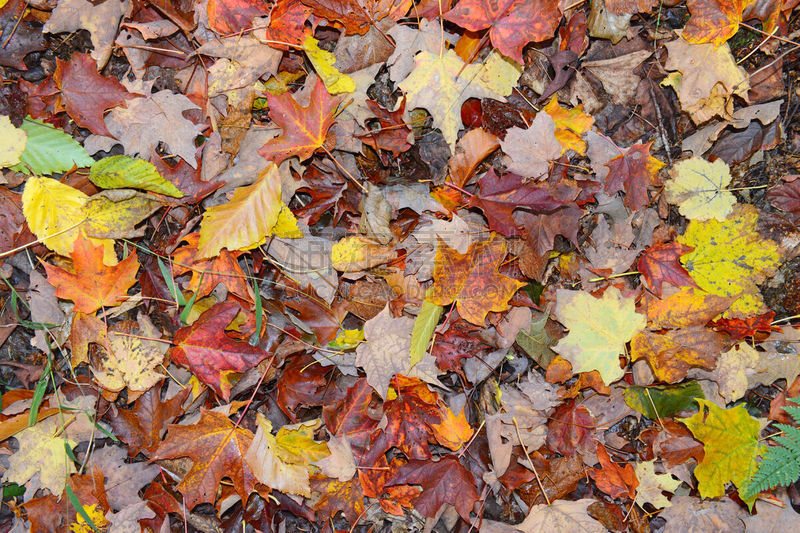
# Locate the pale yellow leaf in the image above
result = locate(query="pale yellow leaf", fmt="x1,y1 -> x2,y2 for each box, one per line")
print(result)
0,115 -> 26,167
665,157 -> 736,221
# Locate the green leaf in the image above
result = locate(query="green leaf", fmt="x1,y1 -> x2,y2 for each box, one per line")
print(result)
89,155 -> 184,197
13,118 -> 94,175
624,381 -> 705,419
410,297 -> 443,369
516,310 -> 557,368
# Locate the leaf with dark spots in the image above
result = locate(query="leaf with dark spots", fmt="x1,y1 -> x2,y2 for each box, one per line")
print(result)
637,242 -> 700,298
299,0 -> 412,35
378,377 -> 444,460
310,473 -> 366,525
109,380 -> 189,456
168,301 -> 269,400
386,456 -> 479,522
54,53 -> 139,137
262,0 -> 311,48
431,323 -> 491,375
468,169 -> 577,236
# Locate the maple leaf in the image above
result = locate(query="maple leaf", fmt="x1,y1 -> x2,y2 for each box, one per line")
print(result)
258,77 -> 340,164
552,287 -> 646,384
207,0 -> 269,34
604,142 -> 664,211
53,53 -> 137,137
168,301 -> 269,400
310,473 -> 365,525
682,0 -> 751,47
172,233 -> 254,302
542,96 -> 594,154
300,0 -> 412,35
664,157 -> 737,221
678,204 -> 782,317
448,127 -> 500,187
589,443 -> 639,499
429,234 -> 525,326
637,242 -> 700,297
109,380 -> 189,456
517,205 -> 583,256
43,234 -> 139,314
546,399 -> 595,456
152,410 -> 257,508
386,456 -> 479,522
443,0 -> 561,64
680,399 -> 764,509
500,112 -> 562,180
634,460 -> 681,509
644,287 -> 735,329
358,98 -> 412,156
630,327 -> 726,383
398,50 -> 510,149
468,169 -> 576,236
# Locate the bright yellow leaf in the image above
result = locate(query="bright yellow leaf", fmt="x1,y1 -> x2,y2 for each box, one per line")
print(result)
678,204 -> 782,317
198,164 -> 296,258
303,36 -> 355,94
275,420 -> 330,464
21,176 -> 116,264
665,157 -> 736,221
330,235 -> 395,272
272,205 -> 303,238
553,286 -> 646,384
0,115 -> 26,167
244,414 -> 315,497
680,399 -> 763,509
473,50 -> 522,98
542,96 -> 594,155
69,504 -> 109,533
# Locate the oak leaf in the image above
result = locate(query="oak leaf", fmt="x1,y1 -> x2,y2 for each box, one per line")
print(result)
680,399 -> 763,509
604,142 -> 664,211
258,77 -> 340,164
552,287 -> 646,384
665,157 -> 736,221
429,234 -> 525,326
637,242 -> 700,297
54,53 -> 137,137
43,234 -> 139,314
152,410 -> 257,508
443,0 -> 561,64
168,301 -> 269,400
678,204 -> 782,317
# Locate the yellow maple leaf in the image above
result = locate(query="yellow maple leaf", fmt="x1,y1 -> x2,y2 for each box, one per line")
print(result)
542,96 -> 594,155
678,204 -> 782,317
398,50 -> 515,149
665,157 -> 736,221
553,286 -> 646,384
0,115 -> 26,167
331,235 -> 396,272
303,36 -> 355,94
680,399 -> 763,509
69,503 -> 109,533
2,418 -> 77,495
21,176 -> 116,264
198,164 -> 300,258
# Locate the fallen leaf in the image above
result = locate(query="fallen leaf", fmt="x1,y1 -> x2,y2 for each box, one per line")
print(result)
207,0 -> 269,33
553,287 -> 646,384
638,242 -> 700,297
542,96 -> 594,154
682,0 -> 751,46
518,499 -> 606,533
0,115 -> 26,167
604,142 -> 664,211
300,0 -> 412,35
43,234 -> 139,314
589,443 -> 638,499
500,112 -> 562,180
665,157 -> 736,221
630,327 -> 726,383
429,234 -> 525,326
634,460 -> 681,509
44,0 -> 130,68
168,301 -> 269,400
152,410 -> 257,508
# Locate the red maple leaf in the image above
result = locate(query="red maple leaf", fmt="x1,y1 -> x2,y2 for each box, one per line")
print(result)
468,169 -> 577,236
263,0 -> 311,49
443,0 -> 562,64
171,233 -> 253,303
546,399 -> 595,456
54,53 -> 139,137
358,98 -> 412,156
300,0 -> 412,35
323,378 -> 381,454
207,0 -> 270,34
259,77 -> 340,165
168,301 -> 269,400
386,456 -> 479,522
604,142 -> 665,211
516,205 -> 582,255
637,242 -> 700,298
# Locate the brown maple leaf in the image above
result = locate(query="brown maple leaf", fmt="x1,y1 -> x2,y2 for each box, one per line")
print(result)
300,0 -> 412,35
152,410 -> 257,508
258,77 -> 340,164
443,0 -> 562,64
637,242 -> 700,298
43,234 -> 139,314
53,52 -> 138,137
604,142 -> 664,211
429,234 -> 525,326
168,302 -> 269,400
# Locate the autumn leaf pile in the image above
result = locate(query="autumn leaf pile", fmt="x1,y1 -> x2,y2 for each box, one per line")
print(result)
1,0 -> 800,530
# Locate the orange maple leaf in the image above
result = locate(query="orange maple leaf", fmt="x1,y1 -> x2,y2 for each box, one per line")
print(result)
429,234 -> 525,326
682,0 -> 752,47
258,77 -> 340,165
542,96 -> 594,155
152,410 -> 257,508
43,234 -> 139,314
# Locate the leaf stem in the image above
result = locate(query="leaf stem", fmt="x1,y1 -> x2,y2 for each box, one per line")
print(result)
588,271 -> 641,283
